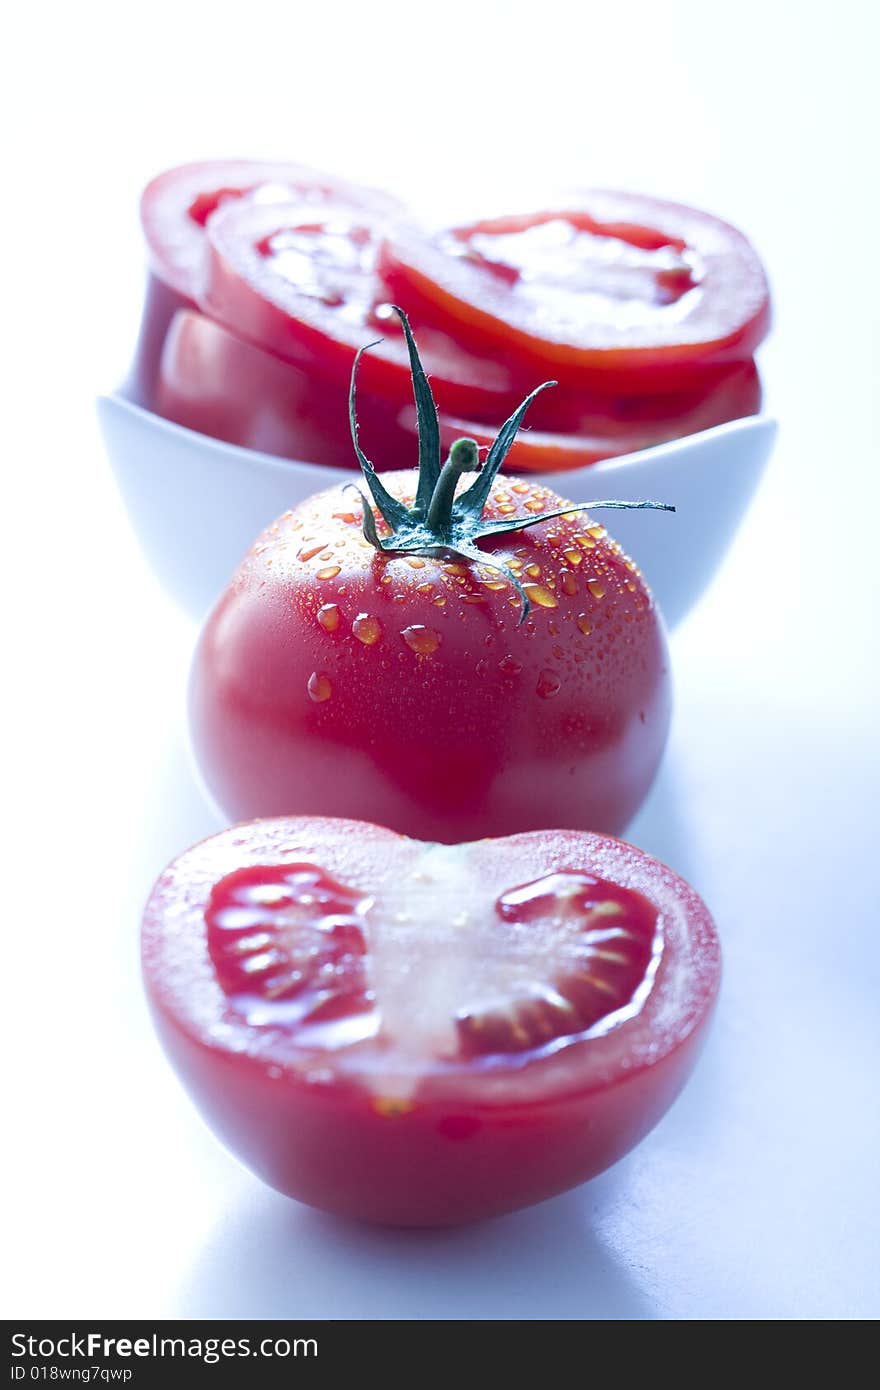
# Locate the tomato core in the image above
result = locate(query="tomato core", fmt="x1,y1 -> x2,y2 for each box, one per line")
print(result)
448,214 -> 701,317
204,858 -> 659,1067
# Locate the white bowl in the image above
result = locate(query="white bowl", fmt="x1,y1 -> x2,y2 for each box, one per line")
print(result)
97,394 -> 776,628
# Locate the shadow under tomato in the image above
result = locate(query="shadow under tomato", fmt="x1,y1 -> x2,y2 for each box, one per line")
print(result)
176,1168 -> 657,1320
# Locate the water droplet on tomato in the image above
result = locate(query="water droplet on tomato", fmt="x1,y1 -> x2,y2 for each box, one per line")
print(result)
523,583 -> 558,609
560,570 -> 578,596
317,565 -> 341,580
499,655 -> 523,676
587,580 -> 605,600
525,563 -> 542,579
577,614 -> 592,635
401,625 -> 441,655
563,548 -> 582,567
352,613 -> 382,646
307,672 -> 333,702
298,541 -> 327,562
536,669 -> 562,699
317,603 -> 341,633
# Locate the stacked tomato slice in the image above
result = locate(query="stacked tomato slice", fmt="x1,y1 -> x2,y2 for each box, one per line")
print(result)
138,161 -> 770,469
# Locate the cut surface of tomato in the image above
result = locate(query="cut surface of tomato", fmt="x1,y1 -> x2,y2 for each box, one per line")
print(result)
140,158 -> 402,301
380,192 -> 771,389
143,817 -> 720,1225
200,197 -> 528,418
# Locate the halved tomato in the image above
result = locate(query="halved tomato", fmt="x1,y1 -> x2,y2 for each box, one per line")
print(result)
200,197 -> 529,420
142,817 -> 720,1226
379,192 -> 771,391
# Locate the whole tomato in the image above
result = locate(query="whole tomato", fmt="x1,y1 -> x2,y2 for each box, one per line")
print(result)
189,313 -> 673,841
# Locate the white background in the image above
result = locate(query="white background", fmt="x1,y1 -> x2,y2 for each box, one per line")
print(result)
3,0 -> 878,1320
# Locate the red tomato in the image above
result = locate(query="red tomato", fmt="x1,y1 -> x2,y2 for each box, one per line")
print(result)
155,310 -> 759,472
426,359 -> 761,473
200,197 -> 528,420
155,309 -> 415,468
189,314 -> 673,837
379,192 -> 771,391
189,465 -> 671,840
142,816 -> 720,1225
140,158 -> 401,302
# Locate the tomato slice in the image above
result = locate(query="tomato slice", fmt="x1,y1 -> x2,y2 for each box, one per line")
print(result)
143,817 -> 720,1225
155,308 -> 758,472
140,158 -> 402,301
200,197 -> 529,419
421,359 -> 761,472
154,309 -> 416,468
379,192 -> 771,391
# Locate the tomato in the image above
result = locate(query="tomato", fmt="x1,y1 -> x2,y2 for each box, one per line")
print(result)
379,192 -> 771,391
155,309 -> 760,471
155,309 -> 415,468
200,196 -> 529,420
142,815 -> 720,1225
140,158 -> 402,302
425,359 -> 762,473
134,162 -> 400,409
189,313 -> 672,840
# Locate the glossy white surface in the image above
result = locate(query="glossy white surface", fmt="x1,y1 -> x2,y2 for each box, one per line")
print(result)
4,0 -> 879,1321
97,397 -> 776,629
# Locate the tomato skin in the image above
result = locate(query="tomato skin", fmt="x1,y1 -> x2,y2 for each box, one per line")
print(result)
154,309 -> 759,472
189,473 -> 671,842
379,193 -> 771,392
429,360 -> 761,473
142,818 -> 720,1226
148,1007 -> 709,1224
154,309 -> 415,468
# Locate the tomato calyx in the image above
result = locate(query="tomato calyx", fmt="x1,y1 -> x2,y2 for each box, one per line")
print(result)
346,308 -> 675,620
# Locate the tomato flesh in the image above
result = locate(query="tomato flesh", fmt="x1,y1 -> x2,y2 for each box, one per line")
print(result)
457,872 -> 658,1057
140,158 -> 402,301
200,197 -> 529,419
206,863 -> 374,1029
142,818 -> 719,1225
379,193 -> 771,390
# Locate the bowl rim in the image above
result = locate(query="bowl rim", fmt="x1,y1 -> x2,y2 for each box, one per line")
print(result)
97,389 -> 778,482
